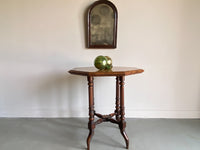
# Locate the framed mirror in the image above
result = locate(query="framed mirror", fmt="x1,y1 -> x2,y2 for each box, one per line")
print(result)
87,0 -> 118,49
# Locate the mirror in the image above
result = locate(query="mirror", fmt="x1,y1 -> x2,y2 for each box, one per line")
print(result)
87,0 -> 118,49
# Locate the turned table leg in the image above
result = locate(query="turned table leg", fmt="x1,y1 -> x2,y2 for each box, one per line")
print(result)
87,76 -> 95,150
115,76 -> 120,121
119,76 -> 129,149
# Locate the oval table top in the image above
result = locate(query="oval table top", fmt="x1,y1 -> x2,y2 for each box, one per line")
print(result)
69,66 -> 144,76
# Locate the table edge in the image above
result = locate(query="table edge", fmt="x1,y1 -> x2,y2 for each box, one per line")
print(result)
68,67 -> 144,76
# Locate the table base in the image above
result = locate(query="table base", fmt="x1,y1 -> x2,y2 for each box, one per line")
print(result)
87,76 -> 129,150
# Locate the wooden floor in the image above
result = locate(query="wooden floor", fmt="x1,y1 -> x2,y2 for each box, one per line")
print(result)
0,118 -> 199,150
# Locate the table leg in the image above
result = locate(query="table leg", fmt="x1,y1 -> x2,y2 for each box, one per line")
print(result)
119,76 -> 129,149
87,76 -> 95,150
115,76 -> 120,121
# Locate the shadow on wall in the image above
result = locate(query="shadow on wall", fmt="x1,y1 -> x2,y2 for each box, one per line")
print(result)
32,72 -> 88,117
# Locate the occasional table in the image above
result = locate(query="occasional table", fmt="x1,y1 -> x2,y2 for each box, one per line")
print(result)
69,67 -> 144,150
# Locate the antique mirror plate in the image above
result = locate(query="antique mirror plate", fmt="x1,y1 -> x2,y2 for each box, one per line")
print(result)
87,0 -> 118,48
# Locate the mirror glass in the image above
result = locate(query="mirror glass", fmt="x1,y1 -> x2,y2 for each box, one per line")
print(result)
90,4 -> 114,46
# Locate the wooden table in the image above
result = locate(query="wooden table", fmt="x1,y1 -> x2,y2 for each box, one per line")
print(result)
69,67 -> 144,150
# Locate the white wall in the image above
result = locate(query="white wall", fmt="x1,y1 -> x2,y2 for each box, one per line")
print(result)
0,0 -> 200,118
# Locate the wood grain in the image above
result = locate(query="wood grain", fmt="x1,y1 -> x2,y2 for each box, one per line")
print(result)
69,66 -> 144,76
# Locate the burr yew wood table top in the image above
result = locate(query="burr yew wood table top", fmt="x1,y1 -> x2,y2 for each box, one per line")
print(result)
68,66 -> 144,150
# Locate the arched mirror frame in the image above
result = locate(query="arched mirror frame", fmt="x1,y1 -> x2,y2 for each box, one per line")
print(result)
87,0 -> 118,49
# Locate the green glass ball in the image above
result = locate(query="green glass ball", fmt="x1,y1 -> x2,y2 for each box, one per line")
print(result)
105,56 -> 113,70
94,55 -> 107,70
105,56 -> 112,65
105,64 -> 113,70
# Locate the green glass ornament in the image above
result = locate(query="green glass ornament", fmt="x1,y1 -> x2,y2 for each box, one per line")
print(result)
105,56 -> 113,70
105,56 -> 112,65
105,64 -> 113,70
94,55 -> 107,70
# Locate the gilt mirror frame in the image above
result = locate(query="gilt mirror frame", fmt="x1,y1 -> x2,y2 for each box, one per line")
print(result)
87,0 -> 118,49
